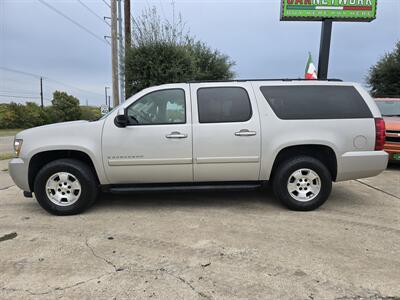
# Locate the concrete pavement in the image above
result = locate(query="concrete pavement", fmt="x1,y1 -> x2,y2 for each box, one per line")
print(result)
0,163 -> 399,299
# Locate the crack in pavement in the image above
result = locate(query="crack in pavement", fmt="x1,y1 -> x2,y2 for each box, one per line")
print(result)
85,237 -> 119,272
0,272 -> 114,296
159,267 -> 211,300
355,180 -> 400,200
0,185 -> 15,191
83,238 -> 210,299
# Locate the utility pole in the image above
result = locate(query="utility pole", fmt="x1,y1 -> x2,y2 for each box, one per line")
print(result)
40,77 -> 44,108
124,0 -> 131,50
108,96 -> 111,110
117,0 -> 125,103
111,0 -> 120,107
124,0 -> 131,98
104,86 -> 110,105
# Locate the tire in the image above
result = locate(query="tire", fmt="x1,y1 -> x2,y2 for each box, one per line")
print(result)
272,156 -> 332,211
34,158 -> 99,215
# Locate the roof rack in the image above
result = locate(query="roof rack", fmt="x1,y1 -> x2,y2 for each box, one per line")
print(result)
187,78 -> 343,83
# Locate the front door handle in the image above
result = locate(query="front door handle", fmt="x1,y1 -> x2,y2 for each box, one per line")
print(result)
235,129 -> 257,137
166,131 -> 188,139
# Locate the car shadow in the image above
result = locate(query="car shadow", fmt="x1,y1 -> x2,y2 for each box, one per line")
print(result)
90,186 -> 283,212
88,182 -> 360,213
387,162 -> 400,170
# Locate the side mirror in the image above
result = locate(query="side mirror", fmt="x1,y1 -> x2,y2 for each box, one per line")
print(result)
114,109 -> 128,128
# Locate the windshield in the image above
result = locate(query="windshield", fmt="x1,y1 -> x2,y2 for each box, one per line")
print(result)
376,101 -> 400,117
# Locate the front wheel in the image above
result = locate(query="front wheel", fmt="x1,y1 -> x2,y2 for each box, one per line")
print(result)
272,156 -> 332,211
34,159 -> 99,215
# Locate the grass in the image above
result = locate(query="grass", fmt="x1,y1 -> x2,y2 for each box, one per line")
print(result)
0,129 -> 23,137
0,152 -> 14,160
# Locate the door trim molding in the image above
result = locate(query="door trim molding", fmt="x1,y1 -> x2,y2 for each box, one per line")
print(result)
108,158 -> 193,166
195,156 -> 260,164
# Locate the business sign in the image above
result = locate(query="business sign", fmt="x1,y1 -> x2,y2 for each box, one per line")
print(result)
281,0 -> 377,22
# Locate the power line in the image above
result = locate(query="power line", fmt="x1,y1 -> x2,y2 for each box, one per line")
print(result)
0,66 -> 41,79
0,89 -> 40,95
77,0 -> 110,27
37,0 -> 109,46
102,0 -> 111,8
0,66 -> 104,97
0,94 -> 45,100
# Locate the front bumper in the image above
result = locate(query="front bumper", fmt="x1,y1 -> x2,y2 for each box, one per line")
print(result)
336,151 -> 388,182
8,158 -> 30,192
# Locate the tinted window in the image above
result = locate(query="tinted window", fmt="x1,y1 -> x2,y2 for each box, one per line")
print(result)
260,85 -> 372,120
197,87 -> 252,123
127,89 -> 185,125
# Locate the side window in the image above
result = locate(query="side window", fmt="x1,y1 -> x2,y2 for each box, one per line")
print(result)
197,87 -> 252,123
127,89 -> 186,125
260,85 -> 373,120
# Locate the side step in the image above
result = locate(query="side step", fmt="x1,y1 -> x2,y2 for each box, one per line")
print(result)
105,182 -> 263,194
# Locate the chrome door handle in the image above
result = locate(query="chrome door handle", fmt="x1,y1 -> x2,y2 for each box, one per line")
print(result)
235,129 -> 257,137
166,131 -> 188,139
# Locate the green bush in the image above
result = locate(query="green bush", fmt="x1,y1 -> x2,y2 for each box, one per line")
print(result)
80,106 -> 101,121
0,91 -> 102,129
0,102 -> 47,129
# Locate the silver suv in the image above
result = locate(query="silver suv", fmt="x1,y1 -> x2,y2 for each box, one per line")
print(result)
9,80 -> 388,215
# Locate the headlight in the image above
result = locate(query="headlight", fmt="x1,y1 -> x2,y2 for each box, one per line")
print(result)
14,139 -> 23,157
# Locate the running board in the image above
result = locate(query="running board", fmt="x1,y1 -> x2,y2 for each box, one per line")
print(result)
105,182 -> 263,194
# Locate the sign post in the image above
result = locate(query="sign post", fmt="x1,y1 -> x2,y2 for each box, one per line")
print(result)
318,19 -> 333,80
280,0 -> 377,79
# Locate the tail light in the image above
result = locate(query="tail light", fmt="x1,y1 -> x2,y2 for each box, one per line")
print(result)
374,118 -> 386,151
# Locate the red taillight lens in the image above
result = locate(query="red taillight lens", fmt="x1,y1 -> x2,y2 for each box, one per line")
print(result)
374,118 -> 386,151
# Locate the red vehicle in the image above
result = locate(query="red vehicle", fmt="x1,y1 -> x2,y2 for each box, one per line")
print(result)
375,98 -> 400,162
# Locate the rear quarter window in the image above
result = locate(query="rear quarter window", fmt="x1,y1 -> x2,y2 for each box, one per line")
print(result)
260,85 -> 373,120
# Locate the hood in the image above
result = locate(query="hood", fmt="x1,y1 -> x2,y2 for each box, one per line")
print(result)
383,116 -> 400,131
16,120 -> 90,139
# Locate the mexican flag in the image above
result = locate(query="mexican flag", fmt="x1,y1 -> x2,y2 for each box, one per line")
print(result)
305,52 -> 318,80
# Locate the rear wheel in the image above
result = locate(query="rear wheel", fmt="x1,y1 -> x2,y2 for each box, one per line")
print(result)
34,159 -> 99,215
272,156 -> 332,211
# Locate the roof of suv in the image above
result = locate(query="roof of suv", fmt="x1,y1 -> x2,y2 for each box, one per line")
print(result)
187,78 -> 343,83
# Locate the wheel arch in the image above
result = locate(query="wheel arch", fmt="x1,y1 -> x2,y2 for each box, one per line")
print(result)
28,149 -> 100,192
270,144 -> 338,182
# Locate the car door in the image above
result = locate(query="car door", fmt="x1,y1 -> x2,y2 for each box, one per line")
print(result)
102,84 -> 193,184
190,82 -> 261,181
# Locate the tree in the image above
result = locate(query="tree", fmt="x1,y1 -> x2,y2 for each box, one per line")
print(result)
49,91 -> 81,122
23,102 -> 47,127
125,7 -> 234,97
367,41 -> 400,97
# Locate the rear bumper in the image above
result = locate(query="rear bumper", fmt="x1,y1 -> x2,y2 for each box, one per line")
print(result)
8,158 -> 30,192
336,151 -> 388,182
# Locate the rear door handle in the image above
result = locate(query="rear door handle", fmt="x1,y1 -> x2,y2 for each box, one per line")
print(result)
166,131 -> 188,139
235,129 -> 257,137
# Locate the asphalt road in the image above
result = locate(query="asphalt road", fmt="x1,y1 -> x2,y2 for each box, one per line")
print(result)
0,136 -> 13,154
0,159 -> 399,300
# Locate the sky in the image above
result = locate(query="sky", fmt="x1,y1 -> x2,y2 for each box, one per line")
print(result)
0,0 -> 399,106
